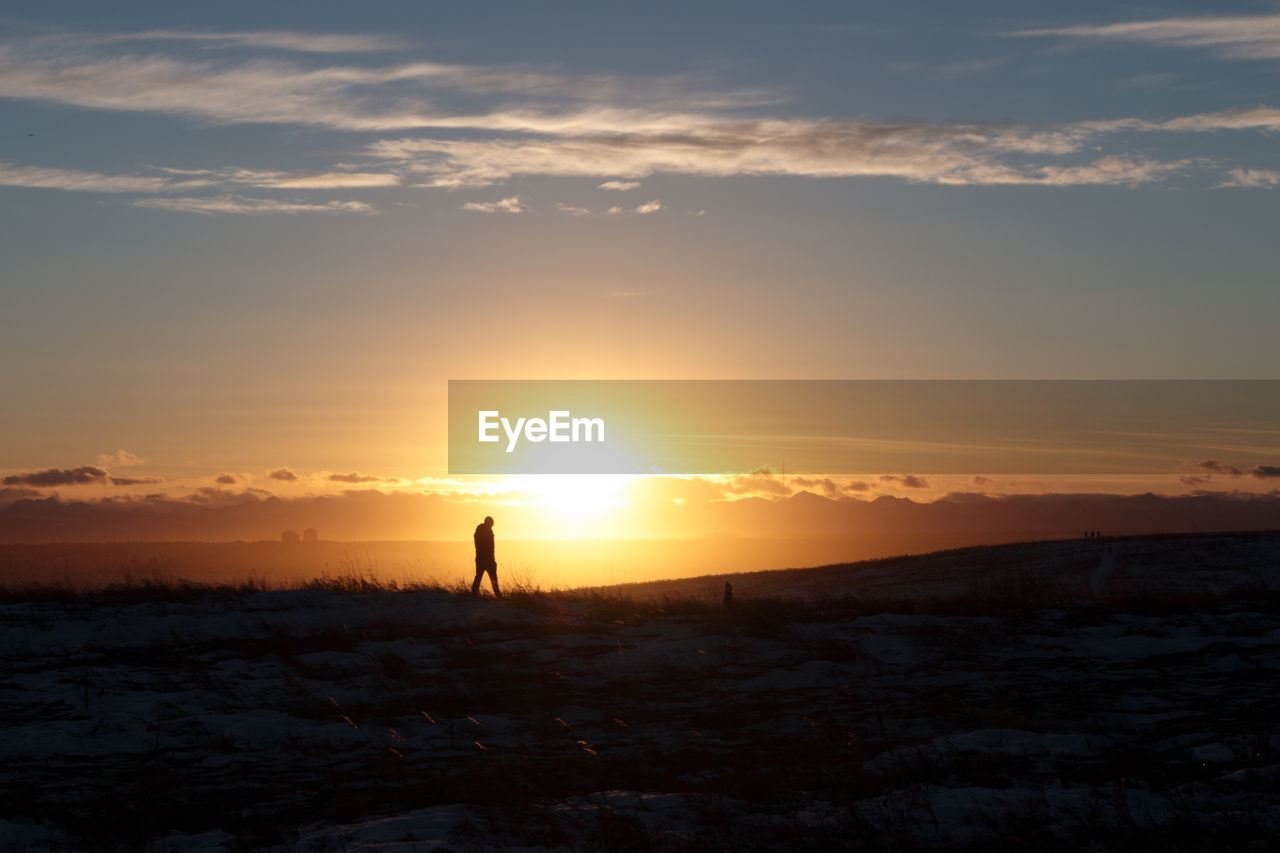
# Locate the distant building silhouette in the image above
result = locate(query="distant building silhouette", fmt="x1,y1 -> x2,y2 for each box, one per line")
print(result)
302,527 -> 318,544
281,529 -> 301,545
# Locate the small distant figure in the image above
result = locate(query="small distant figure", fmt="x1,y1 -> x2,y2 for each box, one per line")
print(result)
723,581 -> 733,609
472,516 -> 501,598
1089,542 -> 1117,599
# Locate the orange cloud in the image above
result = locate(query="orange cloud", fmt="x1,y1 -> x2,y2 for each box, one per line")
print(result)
3,465 -> 107,487
328,472 -> 390,483
880,474 -> 930,489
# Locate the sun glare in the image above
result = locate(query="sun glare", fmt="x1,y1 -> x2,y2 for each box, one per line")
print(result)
518,474 -> 635,538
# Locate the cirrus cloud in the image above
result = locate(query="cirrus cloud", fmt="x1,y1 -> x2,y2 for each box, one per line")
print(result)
367,122 -> 1195,191
0,161 -> 199,193
92,29 -> 408,54
0,35 -> 761,133
157,166 -> 400,189
1012,15 -> 1280,61
460,195 -> 526,213
132,195 -> 378,215
1218,168 -> 1280,189
4,26 -> 1280,204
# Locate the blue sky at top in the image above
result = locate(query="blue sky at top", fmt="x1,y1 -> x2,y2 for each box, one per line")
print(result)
3,1 -> 1280,477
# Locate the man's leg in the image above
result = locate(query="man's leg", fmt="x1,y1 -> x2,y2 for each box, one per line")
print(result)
471,564 -> 484,595
487,565 -> 501,598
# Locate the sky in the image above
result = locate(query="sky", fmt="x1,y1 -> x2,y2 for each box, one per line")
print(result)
2,1 -> 1280,544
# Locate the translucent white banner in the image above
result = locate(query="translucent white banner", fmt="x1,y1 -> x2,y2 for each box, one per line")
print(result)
448,380 -> 1280,476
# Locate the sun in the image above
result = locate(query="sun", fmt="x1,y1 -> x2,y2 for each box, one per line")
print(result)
518,474 -> 635,538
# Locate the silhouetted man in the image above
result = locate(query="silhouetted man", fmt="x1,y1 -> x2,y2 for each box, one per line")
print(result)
472,516 -> 500,597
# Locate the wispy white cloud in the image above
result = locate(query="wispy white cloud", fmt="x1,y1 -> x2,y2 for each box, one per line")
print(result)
554,202 -> 591,216
1218,168 -> 1280,188
131,195 -> 378,215
1063,106 -> 1280,139
259,172 -> 398,189
1012,15 -> 1280,60
1032,155 -> 1192,187
96,29 -> 407,54
460,195 -> 526,213
367,120 -> 1194,189
4,27 -> 1280,199
594,200 -> 665,215
0,48 -> 444,130
0,34 -> 762,132
0,160 -> 400,201
158,166 -> 400,189
1153,106 -> 1280,133
0,161 -> 202,192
